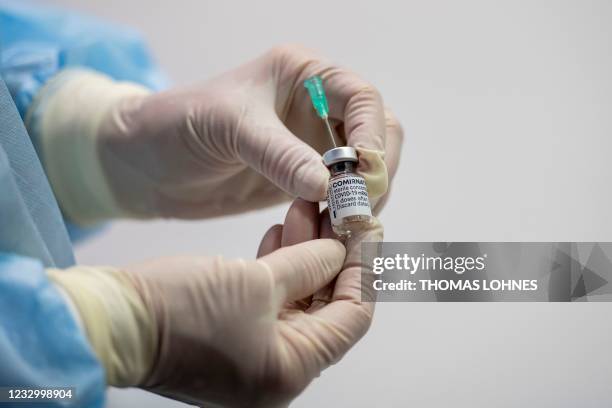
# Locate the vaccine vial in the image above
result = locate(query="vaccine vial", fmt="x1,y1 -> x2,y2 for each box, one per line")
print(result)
323,146 -> 374,236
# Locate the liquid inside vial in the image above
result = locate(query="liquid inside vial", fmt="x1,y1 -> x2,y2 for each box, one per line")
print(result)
326,161 -> 374,236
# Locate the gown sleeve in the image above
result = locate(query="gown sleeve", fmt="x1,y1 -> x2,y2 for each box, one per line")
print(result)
0,0 -> 168,241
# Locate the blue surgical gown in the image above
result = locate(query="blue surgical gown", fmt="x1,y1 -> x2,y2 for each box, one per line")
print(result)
0,1 -> 166,406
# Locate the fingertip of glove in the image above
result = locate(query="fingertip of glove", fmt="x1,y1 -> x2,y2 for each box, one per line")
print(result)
316,238 -> 347,260
289,238 -> 346,267
355,148 -> 388,200
316,238 -> 346,273
294,162 -> 329,202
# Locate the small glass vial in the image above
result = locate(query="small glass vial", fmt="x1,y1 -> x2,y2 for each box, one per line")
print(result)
323,146 -> 374,236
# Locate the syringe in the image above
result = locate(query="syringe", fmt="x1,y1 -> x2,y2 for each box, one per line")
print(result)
303,76 -> 337,147
303,75 -> 374,236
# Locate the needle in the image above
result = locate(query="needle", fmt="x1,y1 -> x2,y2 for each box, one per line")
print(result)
323,116 -> 337,148
304,75 -> 338,148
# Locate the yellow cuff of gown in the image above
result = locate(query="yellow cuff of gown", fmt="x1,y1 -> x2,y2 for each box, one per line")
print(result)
25,69 -> 151,225
47,266 -> 157,387
355,147 -> 388,204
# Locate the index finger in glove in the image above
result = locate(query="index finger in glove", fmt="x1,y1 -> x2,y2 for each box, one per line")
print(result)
324,70 -> 386,154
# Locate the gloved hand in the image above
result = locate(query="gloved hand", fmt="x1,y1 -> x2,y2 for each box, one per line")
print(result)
48,199 -> 383,407
29,45 -> 403,225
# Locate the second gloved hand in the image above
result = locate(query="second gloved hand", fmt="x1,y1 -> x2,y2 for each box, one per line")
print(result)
124,241 -> 351,407
50,238 -> 345,406
49,214 -> 382,407
29,45 -> 403,224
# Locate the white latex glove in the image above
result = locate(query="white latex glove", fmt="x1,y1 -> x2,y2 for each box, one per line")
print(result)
49,199 -> 382,407
129,204 -> 382,406
29,45 -> 403,224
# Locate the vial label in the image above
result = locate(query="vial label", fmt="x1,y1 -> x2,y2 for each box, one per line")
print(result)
327,174 -> 372,226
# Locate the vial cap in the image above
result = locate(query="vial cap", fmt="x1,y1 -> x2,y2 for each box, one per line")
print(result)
322,146 -> 358,167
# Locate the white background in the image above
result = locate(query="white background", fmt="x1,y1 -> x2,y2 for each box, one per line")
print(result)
48,0 -> 612,406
